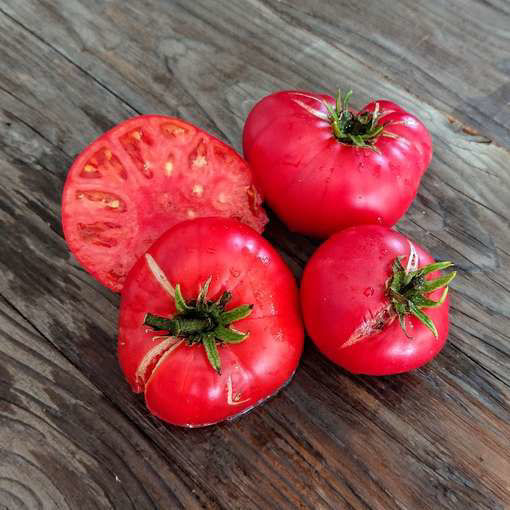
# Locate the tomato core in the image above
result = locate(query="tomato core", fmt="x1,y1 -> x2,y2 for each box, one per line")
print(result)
326,90 -> 386,149
384,243 -> 456,338
143,275 -> 254,374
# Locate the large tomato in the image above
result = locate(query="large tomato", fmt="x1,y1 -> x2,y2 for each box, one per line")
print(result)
243,90 -> 432,237
62,115 -> 267,291
300,225 -> 456,375
118,217 -> 303,427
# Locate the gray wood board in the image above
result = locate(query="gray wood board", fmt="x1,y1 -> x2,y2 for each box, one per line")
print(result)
0,1 -> 509,509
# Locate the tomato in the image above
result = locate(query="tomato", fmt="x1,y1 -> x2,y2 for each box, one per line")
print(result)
62,115 -> 267,291
118,217 -> 303,427
300,225 -> 456,375
243,90 -> 432,237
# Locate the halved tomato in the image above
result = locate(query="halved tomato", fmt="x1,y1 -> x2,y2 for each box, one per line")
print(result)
62,115 -> 267,291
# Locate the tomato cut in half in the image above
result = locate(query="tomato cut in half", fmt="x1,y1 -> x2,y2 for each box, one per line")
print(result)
301,225 -> 456,375
62,115 -> 267,291
118,217 -> 304,427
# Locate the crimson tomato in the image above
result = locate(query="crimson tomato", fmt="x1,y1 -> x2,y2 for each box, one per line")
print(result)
62,115 -> 267,291
300,225 -> 456,375
243,90 -> 432,237
118,217 -> 303,427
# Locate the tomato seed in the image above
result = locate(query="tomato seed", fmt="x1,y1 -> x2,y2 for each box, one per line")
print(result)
192,184 -> 204,196
193,156 -> 207,168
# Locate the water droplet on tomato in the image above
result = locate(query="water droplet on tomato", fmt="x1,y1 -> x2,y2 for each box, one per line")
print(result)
364,287 -> 375,297
376,216 -> 383,224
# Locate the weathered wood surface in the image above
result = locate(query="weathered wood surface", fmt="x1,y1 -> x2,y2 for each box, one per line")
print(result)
0,1 -> 509,508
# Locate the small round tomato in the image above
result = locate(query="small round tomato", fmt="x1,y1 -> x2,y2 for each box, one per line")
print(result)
118,217 -> 303,427
243,90 -> 432,237
300,225 -> 456,375
62,115 -> 267,291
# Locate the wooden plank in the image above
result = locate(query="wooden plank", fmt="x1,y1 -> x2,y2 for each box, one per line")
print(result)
263,0 -> 510,148
3,0 -> 508,147
0,2 -> 509,509
0,296 -> 202,509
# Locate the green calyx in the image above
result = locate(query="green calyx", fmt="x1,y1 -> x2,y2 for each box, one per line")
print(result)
144,277 -> 253,374
325,89 -> 388,150
386,251 -> 457,338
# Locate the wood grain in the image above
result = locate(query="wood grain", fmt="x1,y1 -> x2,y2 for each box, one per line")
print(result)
265,0 -> 510,148
0,1 -> 509,509
0,296 -> 200,509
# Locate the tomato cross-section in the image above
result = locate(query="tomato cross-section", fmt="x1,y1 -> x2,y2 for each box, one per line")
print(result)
62,115 -> 267,291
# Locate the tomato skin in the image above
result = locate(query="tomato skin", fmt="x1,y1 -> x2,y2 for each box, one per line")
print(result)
118,217 -> 303,427
62,115 -> 267,292
243,91 -> 432,237
300,225 -> 450,375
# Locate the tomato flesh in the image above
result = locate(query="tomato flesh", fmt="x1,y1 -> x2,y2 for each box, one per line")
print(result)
62,115 -> 267,291
118,218 -> 303,427
301,225 -> 450,375
243,91 -> 432,237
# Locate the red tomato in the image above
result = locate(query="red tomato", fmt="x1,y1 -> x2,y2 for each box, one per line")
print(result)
62,115 -> 267,291
300,225 -> 456,375
243,90 -> 432,237
118,217 -> 303,427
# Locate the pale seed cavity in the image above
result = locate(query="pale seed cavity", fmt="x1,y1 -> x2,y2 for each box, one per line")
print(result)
84,164 -> 96,173
132,130 -> 142,140
75,190 -> 125,211
104,149 -> 112,160
187,209 -> 196,218
217,192 -> 228,204
165,161 -> 174,176
161,122 -> 190,140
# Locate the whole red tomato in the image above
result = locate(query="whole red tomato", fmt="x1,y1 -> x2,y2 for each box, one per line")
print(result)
118,217 -> 303,427
243,90 -> 432,237
62,115 -> 267,292
300,225 -> 456,375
